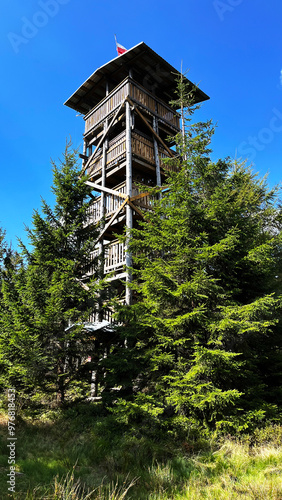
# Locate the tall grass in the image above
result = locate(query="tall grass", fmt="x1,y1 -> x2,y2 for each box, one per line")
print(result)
23,472 -> 137,499
144,439 -> 282,499
0,409 -> 282,499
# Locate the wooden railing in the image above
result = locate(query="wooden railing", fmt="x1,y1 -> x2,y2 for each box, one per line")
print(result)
104,240 -> 126,274
87,180 -> 154,225
106,132 -> 127,165
133,188 -> 154,211
84,247 -> 100,276
88,299 -> 125,324
87,181 -> 126,225
87,131 -> 126,178
132,132 -> 154,163
84,241 -> 126,277
87,199 -> 102,225
87,130 -> 175,178
84,78 -> 180,135
85,240 -> 126,276
129,81 -> 179,129
85,80 -> 130,134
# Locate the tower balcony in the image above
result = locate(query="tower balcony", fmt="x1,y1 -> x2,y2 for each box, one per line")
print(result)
84,78 -> 180,136
87,240 -> 126,276
87,130 -> 177,180
87,181 -> 154,226
104,239 -> 126,274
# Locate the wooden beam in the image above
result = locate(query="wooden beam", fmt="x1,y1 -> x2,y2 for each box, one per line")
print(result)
88,159 -> 127,184
88,130 -> 104,147
131,186 -> 168,202
126,97 -> 174,158
153,116 -> 162,193
127,200 -> 145,219
81,99 -> 126,176
89,192 -> 97,201
75,278 -> 90,292
105,272 -> 127,282
88,113 -> 125,148
97,197 -> 129,242
79,153 -> 88,161
131,191 -> 150,201
85,181 -> 127,199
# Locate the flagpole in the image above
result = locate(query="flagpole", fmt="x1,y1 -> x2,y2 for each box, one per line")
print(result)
114,34 -> 118,54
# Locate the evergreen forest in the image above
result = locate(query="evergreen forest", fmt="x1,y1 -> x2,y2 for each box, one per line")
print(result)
1,91 -> 282,499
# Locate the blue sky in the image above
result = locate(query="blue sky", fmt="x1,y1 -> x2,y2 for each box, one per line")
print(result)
1,0 -> 282,249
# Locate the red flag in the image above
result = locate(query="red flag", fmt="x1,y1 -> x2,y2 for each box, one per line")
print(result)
116,42 -> 127,56
115,35 -> 127,56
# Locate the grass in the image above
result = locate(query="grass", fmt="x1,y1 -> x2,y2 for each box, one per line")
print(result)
0,408 -> 282,499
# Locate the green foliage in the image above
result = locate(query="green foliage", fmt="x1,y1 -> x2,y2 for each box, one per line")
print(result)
0,144 -> 105,405
105,93 -> 282,434
0,227 -> 6,262
1,77 -> 282,441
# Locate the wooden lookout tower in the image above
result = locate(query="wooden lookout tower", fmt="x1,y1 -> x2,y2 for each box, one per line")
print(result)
64,42 -> 209,315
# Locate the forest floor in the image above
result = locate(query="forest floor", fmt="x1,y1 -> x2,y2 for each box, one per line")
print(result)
0,405 -> 282,499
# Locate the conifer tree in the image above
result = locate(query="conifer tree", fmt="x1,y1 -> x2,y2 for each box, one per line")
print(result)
0,248 -> 46,400
0,228 -> 6,261
0,145 -> 105,406
105,88 -> 282,434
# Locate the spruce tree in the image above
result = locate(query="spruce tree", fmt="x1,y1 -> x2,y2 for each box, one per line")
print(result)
0,249 -> 46,400
105,99 -> 282,435
0,228 -> 6,261
0,145 -> 106,406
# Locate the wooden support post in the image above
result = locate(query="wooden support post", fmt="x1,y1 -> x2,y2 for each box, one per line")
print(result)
101,105 -> 108,274
125,100 -> 133,306
101,119 -> 108,220
94,79 -> 109,383
180,62 -> 187,161
98,120 -> 108,320
80,140 -> 88,169
153,116 -> 162,197
83,140 -> 87,157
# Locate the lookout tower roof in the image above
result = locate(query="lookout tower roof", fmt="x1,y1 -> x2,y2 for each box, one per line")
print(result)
64,42 -> 209,115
